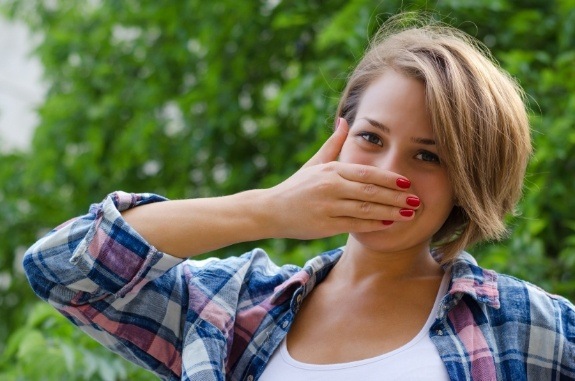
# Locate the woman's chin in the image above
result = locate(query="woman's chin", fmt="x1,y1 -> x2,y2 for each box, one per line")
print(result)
347,227 -> 433,256
348,231 -> 408,254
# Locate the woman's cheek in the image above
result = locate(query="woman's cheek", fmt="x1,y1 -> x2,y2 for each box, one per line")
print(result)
412,177 -> 455,218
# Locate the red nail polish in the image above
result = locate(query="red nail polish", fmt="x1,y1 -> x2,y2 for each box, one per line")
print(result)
382,220 -> 394,225
400,209 -> 414,217
396,178 -> 411,189
406,197 -> 420,207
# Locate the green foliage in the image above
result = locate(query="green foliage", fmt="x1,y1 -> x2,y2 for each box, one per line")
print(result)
0,0 -> 574,379
0,303 -> 155,380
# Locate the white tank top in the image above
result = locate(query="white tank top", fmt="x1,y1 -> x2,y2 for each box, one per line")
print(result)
259,271 -> 450,381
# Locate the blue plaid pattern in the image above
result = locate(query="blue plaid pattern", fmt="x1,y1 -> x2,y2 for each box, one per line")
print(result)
24,192 -> 575,380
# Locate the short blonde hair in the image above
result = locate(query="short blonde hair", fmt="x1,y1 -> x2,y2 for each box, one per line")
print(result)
337,14 -> 532,264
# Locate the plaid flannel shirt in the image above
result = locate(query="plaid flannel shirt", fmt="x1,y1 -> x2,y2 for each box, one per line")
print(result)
24,191 -> 575,380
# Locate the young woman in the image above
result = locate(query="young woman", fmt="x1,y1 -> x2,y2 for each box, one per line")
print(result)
24,16 -> 574,381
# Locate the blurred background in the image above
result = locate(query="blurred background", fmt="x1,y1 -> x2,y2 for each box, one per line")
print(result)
0,0 -> 574,379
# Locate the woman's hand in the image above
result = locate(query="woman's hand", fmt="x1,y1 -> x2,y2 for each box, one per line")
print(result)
261,118 -> 419,240
121,118 -> 419,257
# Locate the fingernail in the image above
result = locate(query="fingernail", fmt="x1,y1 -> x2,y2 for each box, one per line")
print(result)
382,220 -> 394,225
400,209 -> 414,217
335,117 -> 341,131
396,178 -> 411,189
406,197 -> 420,207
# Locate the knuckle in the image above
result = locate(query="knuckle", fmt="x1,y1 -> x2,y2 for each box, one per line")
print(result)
394,192 -> 405,205
378,171 -> 395,188
363,183 -> 376,196
322,162 -> 338,173
356,166 -> 369,179
359,201 -> 372,213
314,170 -> 337,188
316,177 -> 336,192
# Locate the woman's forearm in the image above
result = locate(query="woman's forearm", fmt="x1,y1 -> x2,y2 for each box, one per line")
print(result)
121,189 -> 274,258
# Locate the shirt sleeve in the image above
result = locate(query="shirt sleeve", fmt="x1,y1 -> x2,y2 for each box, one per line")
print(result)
23,191 -> 187,379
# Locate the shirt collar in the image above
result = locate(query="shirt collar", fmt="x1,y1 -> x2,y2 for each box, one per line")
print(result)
445,252 -> 500,310
270,249 -> 500,311
270,248 -> 343,305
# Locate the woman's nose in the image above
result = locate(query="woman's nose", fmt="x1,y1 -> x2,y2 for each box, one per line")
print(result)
376,148 -> 405,175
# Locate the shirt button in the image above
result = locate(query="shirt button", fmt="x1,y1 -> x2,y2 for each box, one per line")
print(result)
247,376 -> 254,381
282,321 -> 288,329
296,294 -> 303,304
437,329 -> 443,336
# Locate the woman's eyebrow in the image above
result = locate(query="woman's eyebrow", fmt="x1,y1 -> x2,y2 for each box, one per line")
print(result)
363,117 -> 436,145
411,137 -> 436,145
363,117 -> 390,134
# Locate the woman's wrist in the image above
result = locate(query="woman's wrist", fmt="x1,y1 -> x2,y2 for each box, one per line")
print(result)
228,188 -> 282,241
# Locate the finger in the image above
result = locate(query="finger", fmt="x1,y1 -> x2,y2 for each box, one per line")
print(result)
335,162 -> 412,191
330,200 -> 417,221
338,181 -> 421,209
303,118 -> 349,168
330,216 -> 396,233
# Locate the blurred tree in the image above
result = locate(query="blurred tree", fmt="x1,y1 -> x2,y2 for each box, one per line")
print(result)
0,0 -> 573,379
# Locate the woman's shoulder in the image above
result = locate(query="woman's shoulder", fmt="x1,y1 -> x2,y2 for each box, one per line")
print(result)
451,253 -> 574,325
179,247 -> 343,303
180,249 -> 305,294
182,247 -> 342,279
183,248 -> 298,275
460,253 -> 575,332
496,271 -> 575,321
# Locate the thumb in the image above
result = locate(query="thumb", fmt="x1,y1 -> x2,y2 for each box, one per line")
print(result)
304,118 -> 349,168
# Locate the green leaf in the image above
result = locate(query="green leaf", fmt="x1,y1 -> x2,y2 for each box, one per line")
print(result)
16,330 -> 46,360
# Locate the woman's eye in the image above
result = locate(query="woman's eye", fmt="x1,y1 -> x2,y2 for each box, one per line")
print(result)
359,132 -> 383,146
415,150 -> 441,163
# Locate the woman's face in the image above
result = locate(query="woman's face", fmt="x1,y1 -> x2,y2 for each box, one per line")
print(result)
339,69 -> 455,255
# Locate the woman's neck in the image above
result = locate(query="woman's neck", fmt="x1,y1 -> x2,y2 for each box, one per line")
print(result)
330,235 -> 443,286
